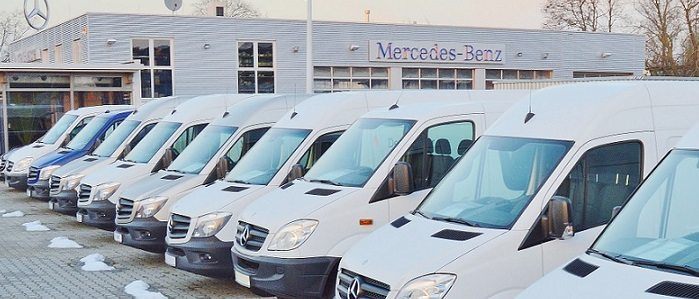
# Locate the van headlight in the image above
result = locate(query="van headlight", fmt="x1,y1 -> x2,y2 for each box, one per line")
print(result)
39,165 -> 61,180
94,182 -> 120,201
14,157 -> 33,173
267,219 -> 318,251
192,212 -> 232,238
396,274 -> 456,299
62,174 -> 85,190
135,196 -> 168,218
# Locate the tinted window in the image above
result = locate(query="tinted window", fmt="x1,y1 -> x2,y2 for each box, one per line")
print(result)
66,116 -> 110,150
225,127 -> 269,170
297,131 -> 343,173
92,120 -> 140,157
39,114 -> 78,144
167,125 -> 236,174
124,121 -> 181,163
170,124 -> 207,159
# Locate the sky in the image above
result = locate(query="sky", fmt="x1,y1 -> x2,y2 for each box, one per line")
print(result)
2,0 -> 547,31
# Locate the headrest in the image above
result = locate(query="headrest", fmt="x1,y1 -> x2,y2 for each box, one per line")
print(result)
457,139 -> 473,155
426,138 -> 434,154
435,139 -> 451,155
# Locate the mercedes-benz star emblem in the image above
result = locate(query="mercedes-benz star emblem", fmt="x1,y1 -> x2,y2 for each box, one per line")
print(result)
24,0 -> 50,30
240,224 -> 251,246
347,276 -> 362,299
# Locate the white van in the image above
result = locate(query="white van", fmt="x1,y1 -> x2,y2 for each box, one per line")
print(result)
518,123 -> 699,299
4,105 -> 131,190
336,81 -> 699,299
112,94 -> 304,253
167,90 -> 511,280
48,97 -> 188,215
76,94 -> 256,230
230,91 -> 527,298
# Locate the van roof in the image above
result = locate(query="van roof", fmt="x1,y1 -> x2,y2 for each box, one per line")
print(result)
127,96 -> 191,122
66,105 -> 133,116
360,90 -> 527,120
210,94 -> 309,128
485,81 -> 699,142
273,90 -> 524,130
159,94 -> 259,124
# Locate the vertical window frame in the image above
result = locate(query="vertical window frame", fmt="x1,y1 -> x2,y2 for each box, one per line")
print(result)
237,41 -> 277,94
131,38 -> 174,99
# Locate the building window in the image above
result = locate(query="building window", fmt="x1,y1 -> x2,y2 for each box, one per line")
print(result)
216,6 -> 224,16
132,39 -> 174,98
237,41 -> 275,94
313,66 -> 389,93
41,49 -> 49,63
485,69 -> 552,89
573,72 -> 634,78
402,68 -> 473,90
54,44 -> 63,64
71,39 -> 82,63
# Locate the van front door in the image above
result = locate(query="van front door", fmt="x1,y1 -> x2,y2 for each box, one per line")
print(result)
539,132 -> 655,273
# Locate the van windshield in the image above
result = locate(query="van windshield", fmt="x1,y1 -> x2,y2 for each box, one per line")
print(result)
225,128 -> 311,185
66,116 -> 110,150
39,114 -> 78,144
123,121 -> 182,163
167,125 -> 237,174
416,136 -> 572,229
591,150 -> 699,277
92,120 -> 141,157
304,118 -> 416,187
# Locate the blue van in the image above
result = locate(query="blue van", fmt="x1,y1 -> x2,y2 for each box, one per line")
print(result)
26,108 -> 133,200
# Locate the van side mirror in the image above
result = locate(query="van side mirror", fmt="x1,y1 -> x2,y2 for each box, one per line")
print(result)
215,156 -> 230,179
391,162 -> 413,196
546,196 -> 574,240
91,139 -> 102,152
121,144 -> 132,158
161,148 -> 174,169
285,164 -> 305,183
61,136 -> 71,147
611,205 -> 622,218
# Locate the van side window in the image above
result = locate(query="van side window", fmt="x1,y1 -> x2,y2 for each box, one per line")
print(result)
68,116 -> 93,139
400,121 -> 474,191
128,123 -> 157,148
554,141 -> 642,231
225,127 -> 270,169
101,120 -> 122,141
171,124 -> 207,159
297,131 -> 343,172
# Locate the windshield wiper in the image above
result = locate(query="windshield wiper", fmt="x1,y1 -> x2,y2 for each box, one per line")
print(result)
167,169 -> 187,174
586,249 -> 628,264
623,258 -> 699,277
431,216 -> 480,227
411,210 -> 432,219
229,179 -> 251,185
309,179 -> 343,186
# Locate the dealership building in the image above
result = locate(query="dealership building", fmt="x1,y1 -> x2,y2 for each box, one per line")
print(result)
1,12 -> 644,151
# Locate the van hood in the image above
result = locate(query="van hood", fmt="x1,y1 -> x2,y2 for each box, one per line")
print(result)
340,214 -> 505,291
519,255 -> 699,299
52,156 -> 110,178
238,180 -> 358,233
119,171 -> 199,201
6,142 -> 58,163
170,181 -> 268,217
32,148 -> 83,168
81,162 -> 151,187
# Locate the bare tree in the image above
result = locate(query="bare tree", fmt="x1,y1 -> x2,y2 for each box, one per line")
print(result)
679,0 -> 699,75
192,0 -> 260,18
0,10 -> 29,62
543,0 -> 625,32
638,0 -> 683,75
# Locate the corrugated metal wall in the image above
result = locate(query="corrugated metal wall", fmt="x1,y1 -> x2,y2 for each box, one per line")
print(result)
10,13 -> 645,96
10,15 -> 89,63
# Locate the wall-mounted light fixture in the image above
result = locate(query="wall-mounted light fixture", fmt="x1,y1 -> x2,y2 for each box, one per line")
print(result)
601,52 -> 613,58
349,44 -> 360,51
292,46 -> 300,53
203,43 -> 211,50
516,52 -> 523,57
106,39 -> 117,46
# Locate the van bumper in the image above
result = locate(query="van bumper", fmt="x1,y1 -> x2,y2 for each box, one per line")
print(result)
115,218 -> 167,253
6,174 -> 28,190
232,249 -> 340,299
165,238 -> 234,278
28,180 -> 50,200
77,201 -> 116,230
49,190 -> 78,214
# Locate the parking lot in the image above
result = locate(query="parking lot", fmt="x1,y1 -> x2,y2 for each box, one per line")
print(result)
0,186 -> 261,298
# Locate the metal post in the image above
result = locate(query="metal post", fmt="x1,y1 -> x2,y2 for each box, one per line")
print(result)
305,0 -> 313,94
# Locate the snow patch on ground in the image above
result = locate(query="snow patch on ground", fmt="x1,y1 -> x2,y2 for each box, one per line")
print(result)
124,280 -> 167,299
80,253 -> 115,271
48,237 -> 83,248
0,209 -> 6,213
2,211 -> 24,217
22,220 -> 50,231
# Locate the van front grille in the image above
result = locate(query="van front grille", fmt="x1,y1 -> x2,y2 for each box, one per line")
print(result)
49,176 -> 61,195
5,161 -> 13,172
77,184 -> 92,203
337,269 -> 390,299
116,197 -> 135,220
235,221 -> 269,252
28,167 -> 39,181
168,214 -> 191,239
